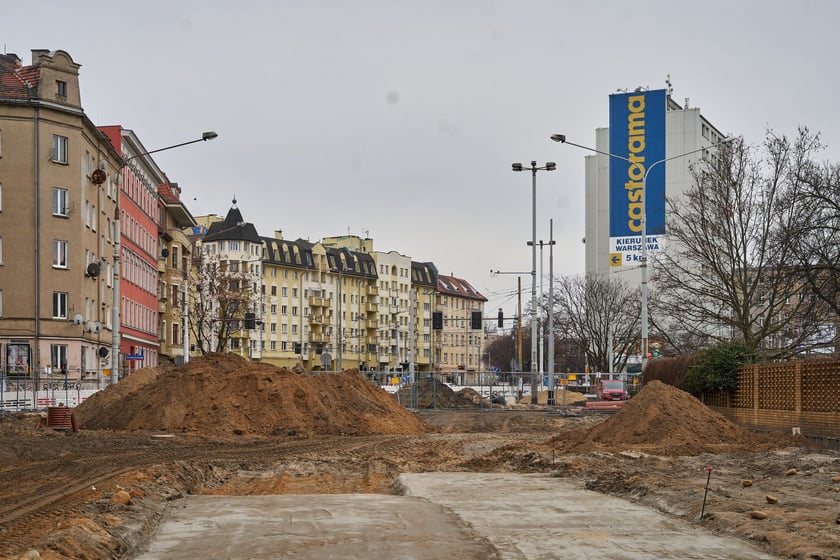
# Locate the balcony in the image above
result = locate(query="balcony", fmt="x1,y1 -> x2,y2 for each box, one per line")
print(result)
364,302 -> 378,313
365,286 -> 378,296
309,296 -> 331,307
309,314 -> 324,325
309,332 -> 330,343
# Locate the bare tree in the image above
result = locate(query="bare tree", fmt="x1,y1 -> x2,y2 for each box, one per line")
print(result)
189,253 -> 262,355
554,274 -> 640,373
652,132 -> 830,359
782,129 -> 840,323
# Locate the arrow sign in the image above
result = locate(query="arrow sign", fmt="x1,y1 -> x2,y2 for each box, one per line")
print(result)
609,253 -> 622,267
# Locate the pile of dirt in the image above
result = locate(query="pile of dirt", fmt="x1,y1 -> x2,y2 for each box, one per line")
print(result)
75,353 -> 427,437
392,378 -> 483,408
565,380 -> 806,455
518,389 -> 588,406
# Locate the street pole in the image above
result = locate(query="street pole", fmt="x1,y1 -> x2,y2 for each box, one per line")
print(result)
547,221 -> 556,405
512,161 -> 555,403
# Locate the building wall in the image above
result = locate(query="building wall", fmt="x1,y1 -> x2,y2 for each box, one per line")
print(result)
373,251 -> 412,370
0,50 -> 121,383
585,100 -> 725,284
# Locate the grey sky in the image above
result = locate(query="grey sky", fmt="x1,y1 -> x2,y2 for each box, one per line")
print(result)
4,0 -> 838,320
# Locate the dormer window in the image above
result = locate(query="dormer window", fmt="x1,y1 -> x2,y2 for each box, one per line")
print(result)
56,80 -> 67,97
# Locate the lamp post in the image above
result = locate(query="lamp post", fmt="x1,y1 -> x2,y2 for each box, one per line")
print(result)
512,161 -> 555,404
551,133 -> 734,373
112,131 -> 218,383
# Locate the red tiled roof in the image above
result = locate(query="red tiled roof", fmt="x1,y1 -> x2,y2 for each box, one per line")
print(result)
437,274 -> 487,302
0,55 -> 39,100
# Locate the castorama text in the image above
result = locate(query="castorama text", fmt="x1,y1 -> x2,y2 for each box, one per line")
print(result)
608,89 -> 666,264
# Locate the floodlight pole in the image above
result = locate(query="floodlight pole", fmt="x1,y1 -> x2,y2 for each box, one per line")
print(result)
512,161 -> 555,403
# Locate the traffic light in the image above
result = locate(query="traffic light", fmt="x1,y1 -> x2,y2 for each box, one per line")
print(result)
470,311 -> 482,330
432,311 -> 443,330
244,312 -> 256,330
497,308 -> 504,327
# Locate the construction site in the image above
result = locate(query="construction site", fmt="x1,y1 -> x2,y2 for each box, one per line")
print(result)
0,353 -> 838,559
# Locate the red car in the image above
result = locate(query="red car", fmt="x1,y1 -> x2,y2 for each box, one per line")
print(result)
597,380 -> 629,401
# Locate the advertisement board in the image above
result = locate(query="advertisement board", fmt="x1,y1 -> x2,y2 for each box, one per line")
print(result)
608,89 -> 667,266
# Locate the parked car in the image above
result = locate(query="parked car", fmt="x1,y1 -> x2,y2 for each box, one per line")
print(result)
597,380 -> 629,401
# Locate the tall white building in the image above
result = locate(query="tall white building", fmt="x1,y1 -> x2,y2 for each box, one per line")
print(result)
584,89 -> 727,284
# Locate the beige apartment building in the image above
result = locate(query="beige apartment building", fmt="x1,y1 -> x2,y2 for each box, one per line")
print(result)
0,50 -> 123,383
435,274 -> 488,378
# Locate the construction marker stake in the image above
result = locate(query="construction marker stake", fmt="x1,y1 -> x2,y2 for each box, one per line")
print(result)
700,466 -> 714,519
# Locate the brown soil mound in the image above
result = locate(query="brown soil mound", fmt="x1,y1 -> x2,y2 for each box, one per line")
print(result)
564,380 -> 806,455
393,379 -> 485,408
75,353 -> 427,437
518,389 -> 588,406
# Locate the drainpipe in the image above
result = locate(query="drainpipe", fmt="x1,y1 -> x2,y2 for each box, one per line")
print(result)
33,105 -> 41,392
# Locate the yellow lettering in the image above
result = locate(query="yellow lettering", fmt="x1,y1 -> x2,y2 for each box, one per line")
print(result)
626,94 -> 647,235
628,135 -> 645,153
628,95 -> 645,113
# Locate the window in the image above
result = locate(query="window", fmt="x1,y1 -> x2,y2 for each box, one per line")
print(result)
52,292 -> 68,319
52,135 -> 68,163
171,246 -> 179,269
0,237 -> 3,264
0,289 -> 2,317
50,344 -> 68,369
53,188 -> 69,216
271,286 -> 277,296
281,286 -> 288,297
172,322 -> 180,346
56,80 -> 67,97
53,240 -> 68,268
229,241 -> 239,251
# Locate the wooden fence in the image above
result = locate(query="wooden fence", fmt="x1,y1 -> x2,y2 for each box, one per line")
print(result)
701,359 -> 840,443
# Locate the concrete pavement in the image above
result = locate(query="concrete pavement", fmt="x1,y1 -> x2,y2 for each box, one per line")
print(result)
135,473 -> 779,559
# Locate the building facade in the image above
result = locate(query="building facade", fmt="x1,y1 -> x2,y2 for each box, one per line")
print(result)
156,178 -> 196,364
435,274 -> 488,376
584,89 -> 727,282
0,50 -> 122,384
99,126 -> 164,372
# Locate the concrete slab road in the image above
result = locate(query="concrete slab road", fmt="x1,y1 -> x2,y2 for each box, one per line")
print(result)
136,473 -> 779,560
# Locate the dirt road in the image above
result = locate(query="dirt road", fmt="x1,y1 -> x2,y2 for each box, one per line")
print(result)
0,409 -> 838,559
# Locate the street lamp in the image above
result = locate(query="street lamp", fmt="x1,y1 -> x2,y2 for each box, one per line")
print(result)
551,133 -> 735,372
512,161 -> 556,403
112,131 -> 218,383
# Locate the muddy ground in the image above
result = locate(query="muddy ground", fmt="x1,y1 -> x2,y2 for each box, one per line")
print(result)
0,355 -> 838,559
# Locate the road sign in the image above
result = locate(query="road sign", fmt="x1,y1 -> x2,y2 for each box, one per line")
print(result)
126,354 -> 144,361
610,253 -> 622,267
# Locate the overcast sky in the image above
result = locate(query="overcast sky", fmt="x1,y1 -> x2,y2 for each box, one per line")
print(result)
4,1 -> 838,320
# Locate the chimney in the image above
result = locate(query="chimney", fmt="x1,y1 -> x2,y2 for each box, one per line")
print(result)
274,230 -> 283,240
31,49 -> 50,65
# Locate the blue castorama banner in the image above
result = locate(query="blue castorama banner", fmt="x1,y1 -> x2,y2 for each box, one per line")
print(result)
608,89 -> 666,264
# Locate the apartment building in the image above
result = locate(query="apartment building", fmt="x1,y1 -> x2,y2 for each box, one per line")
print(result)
99,126 -> 164,372
190,204 -> 263,359
0,50 -> 122,383
410,261 -> 438,372
435,274 -> 487,375
260,232 -> 315,368
156,178 -> 196,364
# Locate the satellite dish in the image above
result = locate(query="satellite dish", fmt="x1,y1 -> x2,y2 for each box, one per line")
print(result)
98,347 -> 109,358
161,248 -> 169,258
85,321 -> 96,333
72,313 -> 84,325
91,168 -> 107,185
86,262 -> 101,277
94,321 -> 103,334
